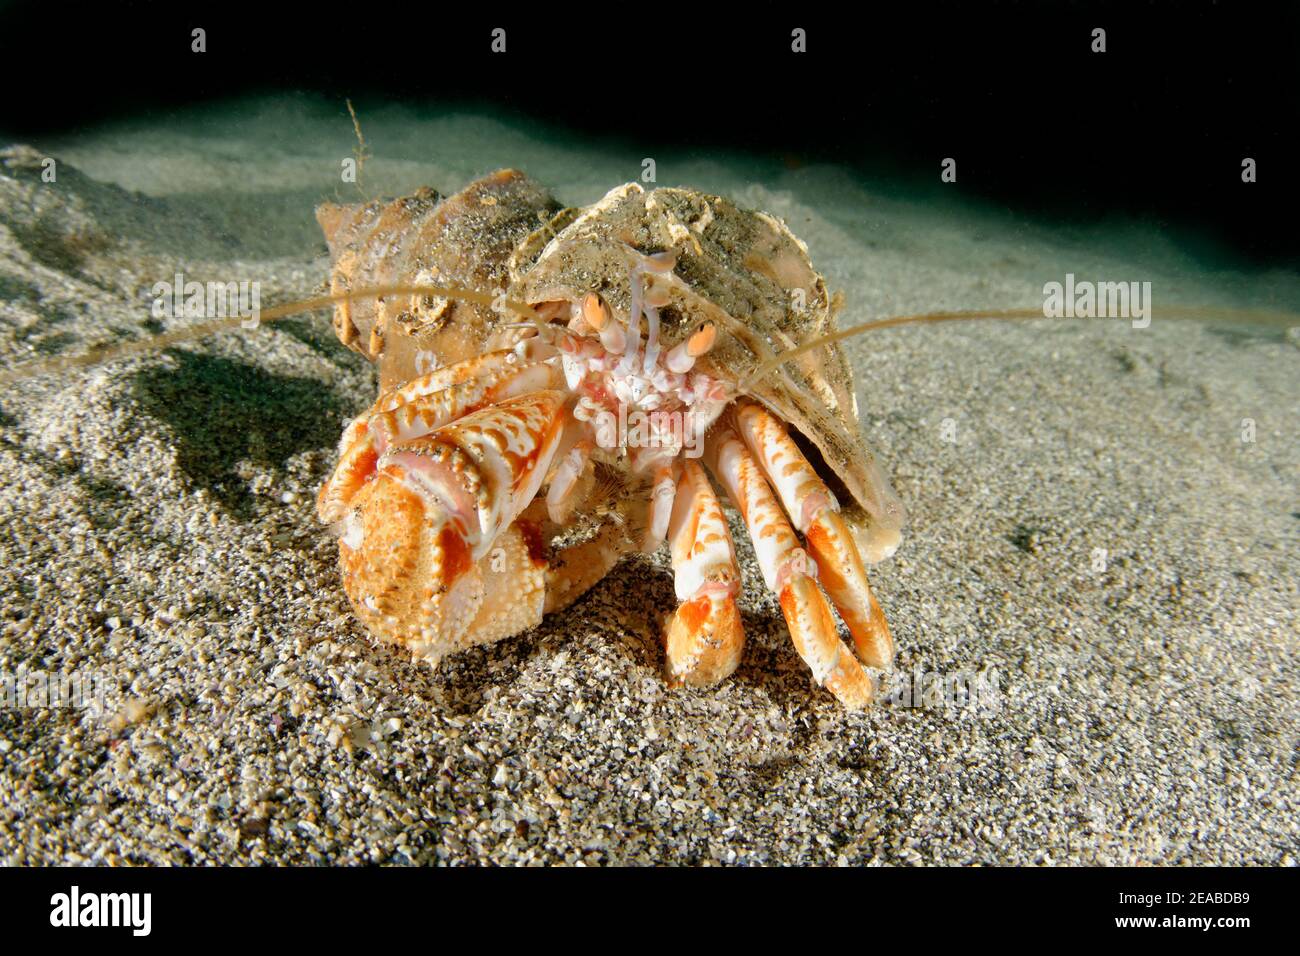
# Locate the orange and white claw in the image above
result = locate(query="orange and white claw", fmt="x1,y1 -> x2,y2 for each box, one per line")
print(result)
334,470 -> 482,657
327,389 -> 568,662
707,423 -> 874,709
663,460 -> 744,687
733,401 -> 894,670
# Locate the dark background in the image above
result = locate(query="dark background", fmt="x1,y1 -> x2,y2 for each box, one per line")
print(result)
1,1 -> 1296,264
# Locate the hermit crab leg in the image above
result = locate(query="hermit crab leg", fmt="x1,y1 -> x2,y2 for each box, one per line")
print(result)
545,420 -> 594,525
375,348 -> 518,411
643,461 -> 678,553
731,402 -> 894,669
387,390 -> 567,558
317,351 -> 563,524
663,459 -> 745,687
707,423 -> 874,708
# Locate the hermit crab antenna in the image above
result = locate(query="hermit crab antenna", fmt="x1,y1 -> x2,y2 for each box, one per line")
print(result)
739,309 -> 1045,390
0,283 -> 545,386
738,304 -> 1300,392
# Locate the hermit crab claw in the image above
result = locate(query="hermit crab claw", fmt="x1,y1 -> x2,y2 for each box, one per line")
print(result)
316,351 -> 638,664
320,386 -> 570,660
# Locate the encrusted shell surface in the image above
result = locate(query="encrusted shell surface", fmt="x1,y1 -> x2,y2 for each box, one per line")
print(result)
316,169 -> 561,392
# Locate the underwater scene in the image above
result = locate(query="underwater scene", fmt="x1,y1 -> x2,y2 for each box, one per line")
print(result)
0,6 -> 1294,875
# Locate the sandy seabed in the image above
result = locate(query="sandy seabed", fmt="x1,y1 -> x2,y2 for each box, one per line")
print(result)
0,97 -> 1295,865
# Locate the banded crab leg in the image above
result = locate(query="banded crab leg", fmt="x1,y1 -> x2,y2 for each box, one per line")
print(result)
663,459 -> 745,687
643,461 -> 677,553
706,422 -> 875,708
543,412 -> 595,525
373,349 -> 524,411
317,348 -> 562,524
732,402 -> 894,669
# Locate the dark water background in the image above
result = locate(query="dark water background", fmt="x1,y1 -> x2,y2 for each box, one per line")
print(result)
2,3 -> 1296,266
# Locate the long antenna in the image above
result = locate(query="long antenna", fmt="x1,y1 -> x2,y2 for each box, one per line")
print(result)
740,309 -> 1044,390
739,304 -> 1300,391
0,284 -> 543,386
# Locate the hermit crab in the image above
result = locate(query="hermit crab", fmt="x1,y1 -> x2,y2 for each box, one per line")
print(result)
6,163 -> 1277,711
311,170 -> 906,708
